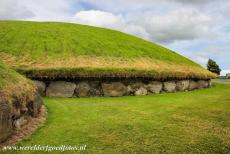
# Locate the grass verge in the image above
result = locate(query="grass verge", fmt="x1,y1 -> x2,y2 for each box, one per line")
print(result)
15,83 -> 230,153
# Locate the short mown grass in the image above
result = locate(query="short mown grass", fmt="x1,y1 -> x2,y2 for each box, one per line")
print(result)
15,83 -> 230,153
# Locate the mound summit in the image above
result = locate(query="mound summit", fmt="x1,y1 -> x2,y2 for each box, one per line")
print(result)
0,20 -> 215,80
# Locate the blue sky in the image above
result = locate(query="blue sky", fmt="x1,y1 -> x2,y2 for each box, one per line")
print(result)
0,0 -> 229,75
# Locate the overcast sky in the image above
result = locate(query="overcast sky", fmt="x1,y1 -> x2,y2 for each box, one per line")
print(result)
0,0 -> 229,75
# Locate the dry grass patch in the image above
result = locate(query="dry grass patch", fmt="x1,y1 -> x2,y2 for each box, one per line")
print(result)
0,53 -> 216,79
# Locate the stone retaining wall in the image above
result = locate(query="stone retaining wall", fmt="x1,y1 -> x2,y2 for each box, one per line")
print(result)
35,79 -> 211,97
0,93 -> 43,143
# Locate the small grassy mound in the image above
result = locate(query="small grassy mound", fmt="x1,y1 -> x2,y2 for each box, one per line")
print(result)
0,62 -> 35,104
0,20 -> 215,79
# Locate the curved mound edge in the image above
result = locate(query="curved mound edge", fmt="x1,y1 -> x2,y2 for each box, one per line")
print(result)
0,21 -> 216,80
0,63 -> 43,143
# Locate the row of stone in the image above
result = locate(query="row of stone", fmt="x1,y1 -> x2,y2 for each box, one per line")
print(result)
35,79 -> 211,97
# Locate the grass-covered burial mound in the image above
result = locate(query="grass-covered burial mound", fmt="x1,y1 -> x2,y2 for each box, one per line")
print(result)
0,21 -> 216,97
0,21 -> 215,79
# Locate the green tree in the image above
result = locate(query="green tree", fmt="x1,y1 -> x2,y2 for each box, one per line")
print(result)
207,59 -> 221,75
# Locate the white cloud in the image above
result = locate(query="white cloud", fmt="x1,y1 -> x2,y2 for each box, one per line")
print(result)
71,10 -> 124,28
0,0 -> 34,20
221,70 -> 230,76
133,9 -> 211,43
174,0 -> 219,5
70,9 -> 211,43
70,10 -> 150,40
85,0 -> 221,5
20,0 -> 76,21
192,56 -> 209,67
206,46 -> 230,54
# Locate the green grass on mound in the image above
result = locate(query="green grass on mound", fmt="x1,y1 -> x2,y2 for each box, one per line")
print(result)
15,83 -> 230,153
0,21 -> 215,79
0,62 -> 35,103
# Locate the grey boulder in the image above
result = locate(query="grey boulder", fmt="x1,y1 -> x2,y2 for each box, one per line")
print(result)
197,80 -> 209,89
176,80 -> 189,91
102,82 -> 128,97
34,80 -> 46,96
27,93 -> 43,117
129,82 -> 145,93
88,81 -> 102,96
208,80 -> 212,87
46,81 -> 76,97
188,80 -> 198,90
147,81 -> 162,94
163,81 -> 176,92
14,116 -> 28,130
135,87 -> 148,96
75,82 -> 91,97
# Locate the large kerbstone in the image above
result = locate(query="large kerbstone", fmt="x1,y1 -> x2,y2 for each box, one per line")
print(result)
163,81 -> 176,92
0,101 -> 13,143
208,80 -> 212,87
135,87 -> 148,96
88,81 -> 102,96
27,93 -> 43,117
147,81 -> 163,94
197,80 -> 209,89
102,82 -> 128,97
75,82 -> 91,97
34,80 -> 46,96
14,116 -> 28,130
129,82 -> 145,93
176,80 -> 190,91
46,81 -> 76,97
188,80 -> 198,90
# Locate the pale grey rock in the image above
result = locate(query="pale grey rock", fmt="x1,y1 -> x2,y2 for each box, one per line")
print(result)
34,80 -> 46,96
188,80 -> 198,90
135,87 -> 148,96
208,80 -> 212,87
14,116 -> 28,130
129,82 -> 145,93
46,81 -> 76,97
197,80 -> 209,89
88,81 -> 102,96
147,81 -> 162,94
163,81 -> 176,92
75,82 -> 91,97
102,82 -> 128,97
27,93 -> 43,117
176,80 -> 190,91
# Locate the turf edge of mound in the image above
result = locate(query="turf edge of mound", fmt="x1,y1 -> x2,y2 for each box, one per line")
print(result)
0,62 -> 35,104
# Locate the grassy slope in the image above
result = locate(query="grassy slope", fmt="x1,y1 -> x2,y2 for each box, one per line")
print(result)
0,21 -> 215,79
0,62 -> 35,103
16,84 -> 230,153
